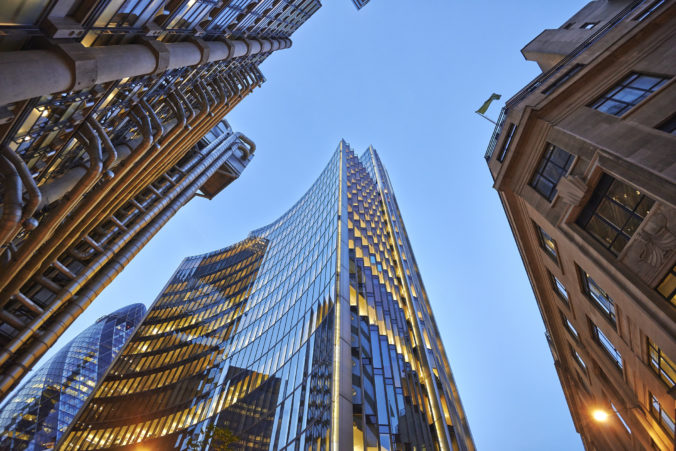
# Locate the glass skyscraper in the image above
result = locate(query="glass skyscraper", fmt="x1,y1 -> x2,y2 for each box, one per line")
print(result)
0,303 -> 146,450
60,142 -> 474,450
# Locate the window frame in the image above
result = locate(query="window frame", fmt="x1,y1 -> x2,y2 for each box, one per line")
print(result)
656,264 -> 676,307
647,337 -> 676,389
589,72 -> 668,116
529,143 -> 575,202
535,224 -> 558,262
551,273 -> 570,305
497,123 -> 516,163
560,311 -> 579,341
579,267 -> 617,327
649,392 -> 675,439
590,320 -> 623,370
576,173 -> 655,256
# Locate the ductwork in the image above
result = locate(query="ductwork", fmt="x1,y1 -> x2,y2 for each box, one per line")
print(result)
0,37 -> 293,106
0,155 -> 22,248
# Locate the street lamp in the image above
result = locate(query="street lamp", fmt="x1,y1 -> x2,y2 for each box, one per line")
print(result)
591,409 -> 610,422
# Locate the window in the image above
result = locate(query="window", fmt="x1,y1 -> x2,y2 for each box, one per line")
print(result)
580,269 -> 617,326
530,144 -> 574,201
497,123 -> 516,162
648,337 -> 676,388
542,64 -> 584,95
581,21 -> 598,29
649,393 -> 675,438
590,72 -> 668,116
657,264 -> 676,307
536,225 -> 558,260
611,402 -> 632,435
570,345 -> 587,372
657,113 -> 676,135
590,321 -> 623,369
561,311 -> 579,340
635,0 -> 666,21
576,174 -> 654,255
563,22 -> 574,30
551,274 -> 569,303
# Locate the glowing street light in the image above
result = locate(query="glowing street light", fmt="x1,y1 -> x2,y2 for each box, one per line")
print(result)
592,409 -> 609,422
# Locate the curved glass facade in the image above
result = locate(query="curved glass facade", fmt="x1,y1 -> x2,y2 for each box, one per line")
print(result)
60,142 -> 474,450
0,303 -> 146,450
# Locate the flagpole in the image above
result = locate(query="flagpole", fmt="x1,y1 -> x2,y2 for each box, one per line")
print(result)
475,112 -> 497,125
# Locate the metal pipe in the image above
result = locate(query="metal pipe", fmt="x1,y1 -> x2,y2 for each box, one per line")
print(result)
1,145 -> 41,226
0,38 -> 292,106
0,155 -> 22,248
88,118 -> 117,170
0,132 -> 244,392
0,122 -> 104,296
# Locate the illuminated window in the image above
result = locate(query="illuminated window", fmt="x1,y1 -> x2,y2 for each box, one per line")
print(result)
530,144 -> 574,201
649,392 -> 675,438
590,321 -> 623,369
648,337 -> 676,388
656,264 -> 676,307
536,225 -> 558,260
590,73 -> 668,116
576,174 -> 654,255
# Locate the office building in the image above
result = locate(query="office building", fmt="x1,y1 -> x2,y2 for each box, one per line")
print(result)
60,142 -> 475,450
0,0 -> 372,401
0,303 -> 145,450
484,1 -> 675,449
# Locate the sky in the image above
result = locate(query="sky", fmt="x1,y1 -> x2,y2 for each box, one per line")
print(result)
15,1 -> 593,449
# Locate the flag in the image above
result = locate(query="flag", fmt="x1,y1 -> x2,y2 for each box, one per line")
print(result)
475,93 -> 501,114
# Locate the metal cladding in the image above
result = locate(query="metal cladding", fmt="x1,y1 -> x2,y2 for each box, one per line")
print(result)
59,142 -> 475,451
0,0 -> 325,402
0,303 -> 146,450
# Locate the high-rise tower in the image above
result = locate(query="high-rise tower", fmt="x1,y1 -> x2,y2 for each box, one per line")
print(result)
0,303 -> 146,450
484,1 -> 675,449
59,142 -> 474,450
0,0 -> 373,401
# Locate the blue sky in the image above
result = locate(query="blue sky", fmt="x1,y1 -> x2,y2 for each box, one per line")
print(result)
22,1 -> 592,449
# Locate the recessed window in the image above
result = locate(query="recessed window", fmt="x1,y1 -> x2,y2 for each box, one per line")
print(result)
570,345 -> 587,373
590,321 -> 623,369
590,72 -> 668,116
542,64 -> 584,95
657,264 -> 676,307
551,274 -> 569,303
581,21 -> 598,29
563,22 -> 574,30
648,337 -> 676,388
561,311 -> 579,340
580,268 -> 617,326
576,174 -> 654,255
530,144 -> 574,201
649,393 -> 675,439
497,123 -> 517,162
657,113 -> 676,135
536,225 -> 558,260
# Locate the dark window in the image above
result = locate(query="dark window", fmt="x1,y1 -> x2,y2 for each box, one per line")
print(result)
581,22 -> 598,29
542,64 -> 584,95
649,392 -> 675,438
657,264 -> 676,307
590,73 -> 668,116
635,0 -> 666,21
590,320 -> 623,369
529,144 -> 574,201
497,123 -> 516,162
536,225 -> 558,260
563,22 -> 574,29
576,174 -> 654,255
656,113 -> 676,135
579,268 -> 617,326
648,337 -> 676,388
551,273 -> 569,303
